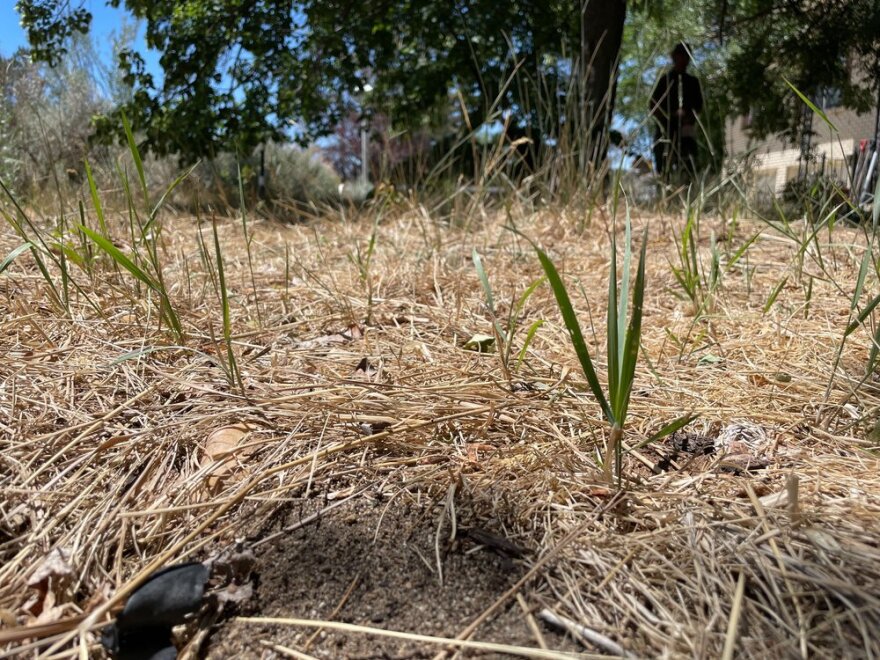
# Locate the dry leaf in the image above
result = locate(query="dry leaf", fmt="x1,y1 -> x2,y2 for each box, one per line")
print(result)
297,324 -> 364,350
351,357 -> 379,381
25,548 -> 73,618
0,607 -> 17,627
202,424 -> 257,490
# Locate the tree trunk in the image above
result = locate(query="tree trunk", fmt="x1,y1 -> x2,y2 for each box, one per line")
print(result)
580,0 -> 627,169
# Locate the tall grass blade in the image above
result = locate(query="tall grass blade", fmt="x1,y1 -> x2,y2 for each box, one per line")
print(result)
237,161 -> 263,327
472,249 -> 496,313
78,225 -> 156,290
211,216 -> 241,388
784,78 -> 837,132
121,111 -> 149,208
853,250 -> 870,312
615,231 -> 647,423
0,181 -> 65,309
0,243 -> 32,275
84,159 -> 108,236
534,246 -> 613,423
618,213 -> 632,358
607,233 -> 619,406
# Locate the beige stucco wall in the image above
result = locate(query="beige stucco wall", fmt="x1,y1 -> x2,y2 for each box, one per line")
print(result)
727,107 -> 876,193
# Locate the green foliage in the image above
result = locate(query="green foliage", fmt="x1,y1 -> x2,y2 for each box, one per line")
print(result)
472,249 -> 545,380
529,213 -> 649,484
15,0 -> 92,65
19,0 -> 628,169
0,30 -> 133,199
722,1 -> 880,143
184,145 -> 341,213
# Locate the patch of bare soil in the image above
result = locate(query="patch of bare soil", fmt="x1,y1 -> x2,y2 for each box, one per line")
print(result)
205,497 -> 578,658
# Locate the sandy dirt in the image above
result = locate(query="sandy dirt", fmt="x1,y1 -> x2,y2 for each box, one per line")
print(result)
205,495 -> 579,658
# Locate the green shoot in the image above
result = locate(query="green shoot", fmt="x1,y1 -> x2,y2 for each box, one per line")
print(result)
527,210 -> 669,485
472,247 -> 545,380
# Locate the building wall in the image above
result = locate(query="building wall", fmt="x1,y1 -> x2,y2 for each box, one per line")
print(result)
726,106 -> 877,193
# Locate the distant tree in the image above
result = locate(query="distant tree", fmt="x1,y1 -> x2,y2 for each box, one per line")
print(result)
17,0 -> 632,170
0,32 -> 123,194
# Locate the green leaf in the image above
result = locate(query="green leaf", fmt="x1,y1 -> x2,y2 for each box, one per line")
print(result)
628,413 -> 697,452
515,319 -> 544,370
84,159 -> 108,236
78,225 -> 157,291
783,77 -> 837,132
618,211 -> 632,362
472,249 -> 495,313
852,249 -> 870,312
0,243 -> 32,275
121,110 -> 149,208
535,246 -> 613,424
763,276 -> 789,314
726,231 -> 761,272
845,293 -> 880,336
146,161 -> 200,234
607,227 -> 619,406
513,274 -> 546,317
614,230 -> 647,424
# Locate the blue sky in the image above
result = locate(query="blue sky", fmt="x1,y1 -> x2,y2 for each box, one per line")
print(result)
0,0 -> 160,79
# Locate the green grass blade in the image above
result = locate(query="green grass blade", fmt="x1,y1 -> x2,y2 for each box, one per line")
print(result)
725,231 -> 761,272
845,293 -> 880,336
763,276 -> 789,314
146,161 -> 200,234
472,249 -> 496,313
618,210 -> 632,359
535,246 -> 613,423
607,229 -> 620,407
615,230 -> 647,423
515,319 -> 544,371
84,159 -> 108,236
853,250 -> 870,311
78,225 -> 157,290
0,243 -> 32,275
121,110 -> 149,208
514,275 -> 546,316
868,324 -> 880,375
211,216 -> 241,387
628,413 -> 698,452
784,77 -> 837,132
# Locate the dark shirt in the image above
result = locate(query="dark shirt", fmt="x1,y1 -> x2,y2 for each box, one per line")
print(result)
650,69 -> 703,135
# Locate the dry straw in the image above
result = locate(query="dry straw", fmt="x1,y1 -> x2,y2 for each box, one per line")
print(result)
1,195 -> 878,658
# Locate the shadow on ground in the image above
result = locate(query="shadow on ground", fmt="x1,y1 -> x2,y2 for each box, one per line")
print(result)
205,496 -> 577,658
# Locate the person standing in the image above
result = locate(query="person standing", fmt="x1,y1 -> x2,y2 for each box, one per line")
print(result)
650,43 -> 704,176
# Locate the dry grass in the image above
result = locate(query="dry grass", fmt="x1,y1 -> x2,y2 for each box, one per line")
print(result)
1,199 -> 879,658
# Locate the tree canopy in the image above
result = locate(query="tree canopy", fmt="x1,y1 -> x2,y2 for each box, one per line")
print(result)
18,0 -> 628,164
15,0 -> 880,166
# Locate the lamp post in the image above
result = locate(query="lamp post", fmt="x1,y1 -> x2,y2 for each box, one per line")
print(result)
360,83 -> 373,187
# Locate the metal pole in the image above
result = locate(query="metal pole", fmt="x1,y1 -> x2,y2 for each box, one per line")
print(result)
258,148 -> 266,199
360,124 -> 368,187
